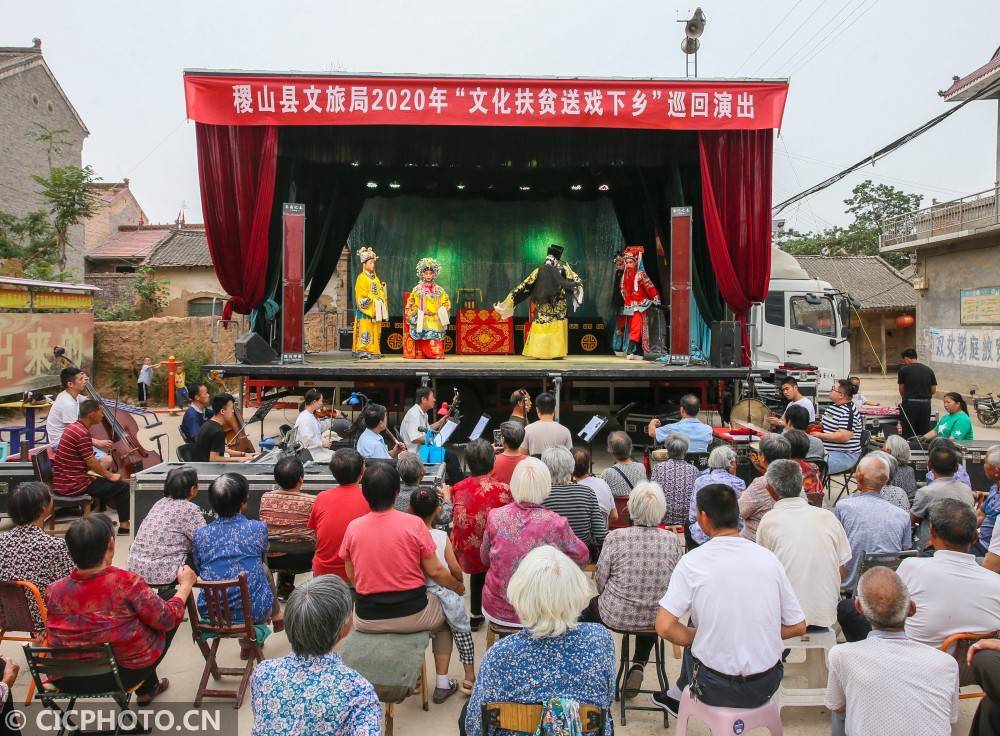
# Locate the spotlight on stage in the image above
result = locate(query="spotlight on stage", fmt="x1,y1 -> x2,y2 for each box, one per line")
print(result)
456,183 -> 466,190
597,183 -> 610,192
519,185 -> 531,191
570,184 -> 582,191
389,181 -> 401,189
366,181 -> 378,189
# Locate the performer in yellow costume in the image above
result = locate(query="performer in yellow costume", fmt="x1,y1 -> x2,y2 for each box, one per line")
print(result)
495,244 -> 583,359
352,246 -> 388,360
404,257 -> 452,359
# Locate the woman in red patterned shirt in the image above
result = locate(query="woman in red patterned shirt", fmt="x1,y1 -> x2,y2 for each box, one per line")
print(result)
260,456 -> 316,599
449,440 -> 513,631
45,515 -> 196,704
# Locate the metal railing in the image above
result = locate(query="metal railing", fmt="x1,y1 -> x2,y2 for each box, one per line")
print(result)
880,185 -> 1000,248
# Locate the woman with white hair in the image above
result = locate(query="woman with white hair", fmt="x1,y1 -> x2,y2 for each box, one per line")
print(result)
479,458 -> 589,627
541,446 -> 608,555
250,575 -> 381,735
869,450 -> 910,511
651,433 -> 701,525
688,444 -> 745,547
884,434 -> 918,503
593,482 -> 684,698
462,546 -> 615,736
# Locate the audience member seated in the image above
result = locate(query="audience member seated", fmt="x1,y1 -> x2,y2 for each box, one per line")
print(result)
0,482 -> 74,631
52,398 -> 132,533
687,445 -> 745,547
339,463 -> 465,704
924,436 -> 974,487
593,482 -> 683,697
572,447 -> 616,524
519,392 -> 572,456
738,433 -> 790,542
260,457 -> 316,599
393,452 -> 452,528
542,446 -> 608,555
46,515 -> 196,704
450,439 -> 513,631
969,637 -> 1000,736
491,421 -> 527,485
355,403 -> 405,460
179,382 -> 213,444
835,456 -> 912,641
647,393 -> 713,453
767,375 -> 816,429
194,474 -> 277,635
410,488 -> 477,694
975,447 -> 1000,556
651,483 -> 805,716
0,653 -> 18,733
600,431 -> 648,497
922,391 -> 974,443
250,575 -> 381,736
651,433 -> 700,525
814,379 -> 863,474
192,393 -> 253,463
911,442 -> 976,550
783,403 -> 825,461
127,466 -> 205,588
757,460 -> 851,631
308,449 -> 370,582
480,458 -> 589,627
869,451 -> 910,511
462,546 -> 615,736
825,567 -> 958,736
895,499 -> 1000,648
782,428 -> 824,501
884,434 -> 918,503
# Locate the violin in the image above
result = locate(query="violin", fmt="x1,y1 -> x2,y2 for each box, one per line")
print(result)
52,346 -> 162,479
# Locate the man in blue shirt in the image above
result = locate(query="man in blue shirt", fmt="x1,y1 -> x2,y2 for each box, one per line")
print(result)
647,394 -> 714,453
180,383 -> 213,444
355,403 -> 405,460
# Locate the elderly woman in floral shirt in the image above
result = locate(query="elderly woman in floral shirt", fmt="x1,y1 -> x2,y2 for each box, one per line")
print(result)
479,458 -> 588,627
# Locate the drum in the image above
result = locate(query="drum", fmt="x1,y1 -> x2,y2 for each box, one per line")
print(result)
729,398 -> 770,431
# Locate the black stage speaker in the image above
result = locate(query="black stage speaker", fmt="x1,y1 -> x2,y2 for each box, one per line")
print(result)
235,331 -> 279,364
710,321 -> 741,368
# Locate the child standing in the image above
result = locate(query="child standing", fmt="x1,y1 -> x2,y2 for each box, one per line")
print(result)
136,356 -> 161,406
409,487 -> 476,695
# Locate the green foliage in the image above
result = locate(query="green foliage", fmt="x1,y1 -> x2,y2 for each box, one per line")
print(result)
0,210 -> 69,280
133,266 -> 169,318
149,347 -> 212,403
94,302 -> 140,322
32,164 -> 100,271
776,180 -> 922,271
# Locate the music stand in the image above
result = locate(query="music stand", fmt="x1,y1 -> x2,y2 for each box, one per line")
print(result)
577,415 -> 610,473
230,398 -> 280,447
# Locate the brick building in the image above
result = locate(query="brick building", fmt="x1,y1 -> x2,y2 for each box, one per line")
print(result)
83,180 -> 147,250
0,39 -> 89,277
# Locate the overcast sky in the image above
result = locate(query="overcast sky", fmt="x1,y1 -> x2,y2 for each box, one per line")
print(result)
5,0 -> 999,233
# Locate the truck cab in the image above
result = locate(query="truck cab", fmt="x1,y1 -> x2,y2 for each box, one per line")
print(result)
751,248 -> 852,392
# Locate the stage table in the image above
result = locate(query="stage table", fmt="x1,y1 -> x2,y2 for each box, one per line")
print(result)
455,309 -> 514,355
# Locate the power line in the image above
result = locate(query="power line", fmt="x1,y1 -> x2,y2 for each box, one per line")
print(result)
769,0 -> 865,75
733,0 -> 806,76
750,0 -> 827,77
787,0 -> 882,76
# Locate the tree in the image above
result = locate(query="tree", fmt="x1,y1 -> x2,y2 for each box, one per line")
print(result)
0,210 -> 66,280
776,180 -> 922,270
32,164 -> 100,271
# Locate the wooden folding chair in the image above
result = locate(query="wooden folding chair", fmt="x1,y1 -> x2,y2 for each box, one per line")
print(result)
940,631 -> 999,700
0,580 -> 47,705
186,571 -> 263,708
482,702 -> 606,735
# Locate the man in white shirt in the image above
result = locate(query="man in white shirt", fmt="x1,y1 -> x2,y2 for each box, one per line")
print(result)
47,366 -> 113,468
520,392 -> 572,456
825,566 -> 958,736
650,482 -> 806,715
768,376 -> 815,429
757,460 -> 851,630
896,499 -> 1000,648
398,387 -> 462,483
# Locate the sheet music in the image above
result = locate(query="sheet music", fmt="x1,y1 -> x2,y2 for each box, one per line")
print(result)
578,415 -> 609,442
434,418 -> 460,447
468,414 -> 490,442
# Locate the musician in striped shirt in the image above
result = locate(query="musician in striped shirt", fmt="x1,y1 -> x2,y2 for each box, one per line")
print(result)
814,379 -> 863,474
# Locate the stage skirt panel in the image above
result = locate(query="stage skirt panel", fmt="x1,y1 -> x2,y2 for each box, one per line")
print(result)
523,319 -> 568,359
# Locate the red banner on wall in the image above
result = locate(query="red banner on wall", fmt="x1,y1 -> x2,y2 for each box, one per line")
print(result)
184,73 -> 788,131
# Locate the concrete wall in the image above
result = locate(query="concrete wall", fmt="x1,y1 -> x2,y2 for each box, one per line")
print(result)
0,62 -> 87,278
916,236 -> 1000,388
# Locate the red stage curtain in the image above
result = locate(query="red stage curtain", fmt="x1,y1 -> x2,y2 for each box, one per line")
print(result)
195,123 -> 278,319
698,130 -> 773,365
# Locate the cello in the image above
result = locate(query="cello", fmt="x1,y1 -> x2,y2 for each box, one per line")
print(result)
207,371 -> 255,454
52,346 -> 162,478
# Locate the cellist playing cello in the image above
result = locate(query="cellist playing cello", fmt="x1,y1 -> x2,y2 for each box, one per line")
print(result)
47,366 -> 115,471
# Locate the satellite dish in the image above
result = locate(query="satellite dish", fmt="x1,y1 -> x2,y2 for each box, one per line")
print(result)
681,37 -> 700,55
685,8 -> 706,39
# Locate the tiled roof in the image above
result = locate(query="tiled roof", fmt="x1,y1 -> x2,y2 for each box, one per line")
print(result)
795,256 -> 916,311
87,226 -> 172,261
144,228 -> 212,268
939,47 -> 1000,100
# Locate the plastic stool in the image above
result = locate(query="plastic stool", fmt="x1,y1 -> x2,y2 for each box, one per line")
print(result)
674,687 -> 783,736
612,629 -> 669,728
778,629 -> 836,711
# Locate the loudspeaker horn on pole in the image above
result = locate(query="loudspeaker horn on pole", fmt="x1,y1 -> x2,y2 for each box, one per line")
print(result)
685,8 -> 706,38
681,37 -> 700,55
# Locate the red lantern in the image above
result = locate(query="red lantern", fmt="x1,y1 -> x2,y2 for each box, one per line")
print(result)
895,314 -> 915,328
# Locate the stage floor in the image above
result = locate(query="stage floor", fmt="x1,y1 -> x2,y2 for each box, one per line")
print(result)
209,352 -> 760,381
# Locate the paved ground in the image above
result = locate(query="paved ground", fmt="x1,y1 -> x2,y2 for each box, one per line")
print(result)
0,373 -> 990,734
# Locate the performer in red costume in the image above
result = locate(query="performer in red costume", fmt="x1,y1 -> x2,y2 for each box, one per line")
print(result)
616,245 -> 661,360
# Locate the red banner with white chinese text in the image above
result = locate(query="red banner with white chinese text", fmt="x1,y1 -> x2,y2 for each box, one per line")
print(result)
184,74 -> 788,130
